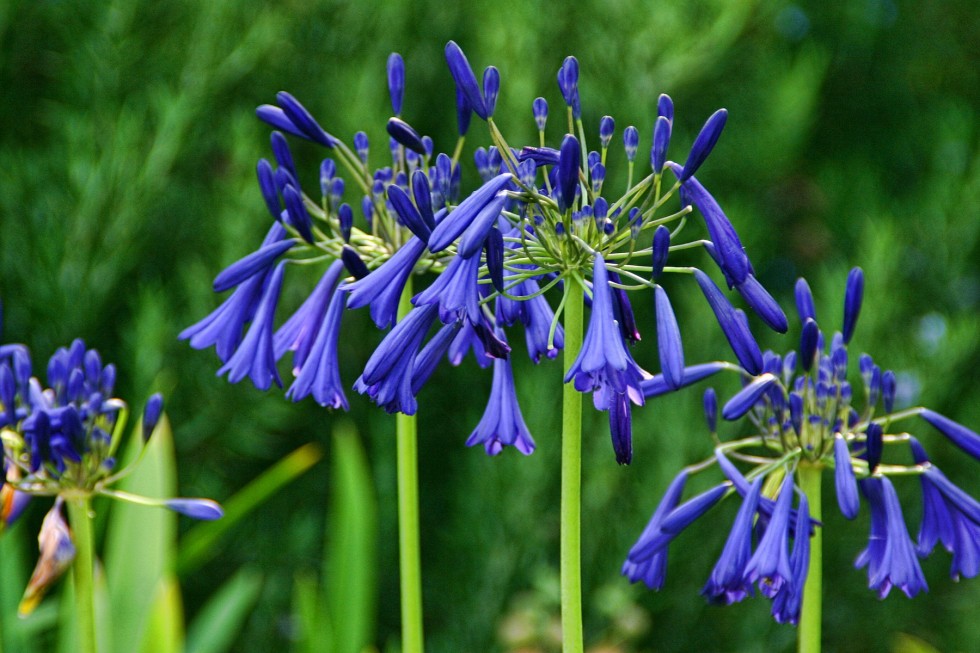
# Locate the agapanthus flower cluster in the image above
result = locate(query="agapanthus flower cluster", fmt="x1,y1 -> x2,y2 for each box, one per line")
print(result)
0,330 -> 222,614
183,42 -> 788,461
623,267 -> 980,623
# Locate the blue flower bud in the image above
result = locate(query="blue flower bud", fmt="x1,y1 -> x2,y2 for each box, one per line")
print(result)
703,387 -> 718,432
558,134 -> 580,213
387,184 -> 431,243
599,115 -> 615,149
165,498 -> 224,521
270,131 -> 296,180
142,393 -> 164,442
723,373 -> 778,420
532,97 -> 548,131
282,185 -> 315,243
517,146 -> 560,167
694,270 -> 763,375
681,108 -> 727,182
486,226 -> 504,293
609,392 -> 633,465
649,226 -> 671,281
412,170 -> 435,230
341,245 -> 370,280
660,483 -> 729,536
557,56 -> 580,118
590,163 -> 605,194
628,207 -> 642,239
799,318 -> 819,372
338,203 -> 353,243
429,172 -> 513,252
386,117 -> 427,155
455,86 -> 472,136
275,91 -> 338,148
654,286 -> 685,390
256,159 -> 281,219
458,192 -> 508,259
651,115 -> 671,173
623,126 -> 639,162
865,422 -> 883,473
518,159 -> 537,188
882,370 -> 896,412
868,365 -> 881,406
657,93 -> 674,122
361,196 -> 374,227
487,146 -> 503,177
0,364 -> 16,425
212,238 -> 296,293
387,52 -> 405,115
842,267 -> 864,344
474,147 -> 490,179
445,41 -> 488,120
735,275 -> 788,333
593,197 -> 609,222
640,362 -> 725,398
794,278 -> 816,324
353,131 -> 369,164
483,66 -> 500,118
921,409 -> 980,461
255,104 -> 307,140
833,435 -> 859,519
831,343 -> 848,380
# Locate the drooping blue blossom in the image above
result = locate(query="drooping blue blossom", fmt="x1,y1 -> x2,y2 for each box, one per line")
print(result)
743,473 -> 795,599
856,477 -> 928,599
702,477 -> 762,604
466,329 -> 535,456
622,471 -> 688,590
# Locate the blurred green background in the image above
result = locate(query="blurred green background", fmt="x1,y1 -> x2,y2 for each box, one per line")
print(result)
1,0 -> 978,651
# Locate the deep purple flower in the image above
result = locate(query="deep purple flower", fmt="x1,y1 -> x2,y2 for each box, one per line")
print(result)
622,471 -> 689,589
702,477 -> 762,604
354,304 -> 439,415
564,256 -> 645,410
444,41 -> 488,120
466,336 -> 535,456
681,108 -> 727,182
654,286 -> 684,390
743,473 -> 794,599
855,477 -> 927,598
216,262 -> 286,391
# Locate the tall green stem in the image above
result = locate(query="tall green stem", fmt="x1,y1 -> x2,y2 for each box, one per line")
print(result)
797,462 -> 823,653
66,497 -> 97,653
396,280 -> 424,653
560,276 -> 585,653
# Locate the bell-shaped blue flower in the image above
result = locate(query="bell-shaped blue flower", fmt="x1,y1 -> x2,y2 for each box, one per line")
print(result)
855,477 -> 927,598
466,333 -> 535,456
622,471 -> 689,589
702,477 -> 762,605
564,256 -> 645,410
743,473 -> 794,598
286,286 -> 349,410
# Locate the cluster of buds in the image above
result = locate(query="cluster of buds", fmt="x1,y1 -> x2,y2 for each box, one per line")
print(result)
0,332 -> 221,614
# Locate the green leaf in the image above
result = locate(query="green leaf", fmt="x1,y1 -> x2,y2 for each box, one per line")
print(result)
103,414 -> 178,653
1,520 -> 36,651
184,568 -> 263,653
177,442 -> 323,576
325,421 -> 377,653
291,571 -> 331,653
137,576 -> 185,653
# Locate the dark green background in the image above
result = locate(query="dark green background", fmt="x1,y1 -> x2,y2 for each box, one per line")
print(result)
2,0 -> 979,651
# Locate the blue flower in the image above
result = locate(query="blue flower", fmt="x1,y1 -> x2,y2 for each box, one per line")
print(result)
743,473 -> 794,599
855,477 -> 927,599
702,477 -> 762,605
564,255 -> 644,410
345,236 -> 427,329
286,283 -> 349,410
771,494 -> 811,624
274,260 -> 345,373
216,262 -> 286,391
622,471 -> 689,590
466,329 -> 535,456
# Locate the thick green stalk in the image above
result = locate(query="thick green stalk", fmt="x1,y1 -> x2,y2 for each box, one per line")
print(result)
560,276 -> 585,653
797,462 -> 823,653
66,497 -> 97,653
396,279 -> 424,653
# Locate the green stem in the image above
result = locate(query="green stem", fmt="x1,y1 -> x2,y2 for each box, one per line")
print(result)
797,462 -> 823,653
560,276 -> 585,653
66,497 -> 97,653
396,279 -> 424,653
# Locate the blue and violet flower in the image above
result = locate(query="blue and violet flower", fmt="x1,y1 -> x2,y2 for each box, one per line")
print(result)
624,268 -> 980,623
0,330 -> 222,615
182,42 -> 786,461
